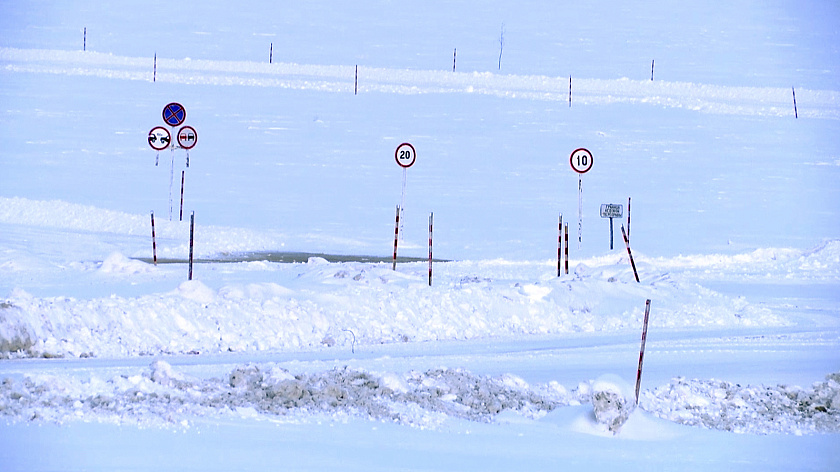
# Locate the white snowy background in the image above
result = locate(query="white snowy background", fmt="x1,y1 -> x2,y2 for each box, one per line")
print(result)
1,0 -> 839,470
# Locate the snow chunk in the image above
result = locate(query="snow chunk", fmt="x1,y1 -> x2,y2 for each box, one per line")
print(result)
590,374 -> 636,434
175,280 -> 216,304
98,252 -> 154,274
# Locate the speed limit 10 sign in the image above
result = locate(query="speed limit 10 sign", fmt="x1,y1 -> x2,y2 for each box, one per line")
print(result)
395,142 -> 416,168
570,148 -> 593,174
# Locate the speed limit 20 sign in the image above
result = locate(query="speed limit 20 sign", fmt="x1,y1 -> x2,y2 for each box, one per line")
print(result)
395,142 -> 416,168
570,148 -> 593,173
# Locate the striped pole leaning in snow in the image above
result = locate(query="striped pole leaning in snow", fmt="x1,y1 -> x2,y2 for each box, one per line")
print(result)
392,205 -> 400,270
635,299 -> 652,405
621,224 -> 640,283
150,211 -> 157,265
428,212 -> 433,286
189,211 -> 195,280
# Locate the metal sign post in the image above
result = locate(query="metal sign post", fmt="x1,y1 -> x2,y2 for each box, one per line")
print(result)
600,204 -> 624,250
394,142 -> 416,246
148,103 -> 198,221
570,148 -> 593,248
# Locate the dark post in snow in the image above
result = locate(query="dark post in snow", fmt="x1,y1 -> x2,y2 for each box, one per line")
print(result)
634,299 -> 652,405
153,53 -> 157,82
651,59 -> 655,81
355,65 -> 358,95
792,87 -> 798,119
498,23 -> 505,70
188,211 -> 195,280
568,76 -> 572,107
453,48 -> 457,72
626,197 -> 631,241
83,27 -> 86,51
428,212 -> 433,286
269,42 -> 273,64
150,211 -> 157,265
179,171 -> 185,221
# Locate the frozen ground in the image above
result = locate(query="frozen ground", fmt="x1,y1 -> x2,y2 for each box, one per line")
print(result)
1,0 -> 840,470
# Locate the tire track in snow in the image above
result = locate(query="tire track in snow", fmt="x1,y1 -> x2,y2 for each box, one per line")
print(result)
3,47 -> 839,119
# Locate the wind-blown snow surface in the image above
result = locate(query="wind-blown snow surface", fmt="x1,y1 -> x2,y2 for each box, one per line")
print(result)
2,0 -> 840,470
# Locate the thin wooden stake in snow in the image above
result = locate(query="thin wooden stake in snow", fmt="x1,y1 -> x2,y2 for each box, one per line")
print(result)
179,171 -> 185,221
392,205 -> 400,271
792,87 -> 798,119
150,211 -> 157,265
651,59 -> 655,81
626,197 -> 631,241
635,299 -> 652,405
269,42 -> 273,64
498,23 -> 505,70
188,211 -> 195,280
355,65 -> 358,95
621,225 -> 639,282
428,212 -> 433,286
569,76 -> 572,107
153,52 -> 156,82
83,27 -> 86,51
453,48 -> 456,72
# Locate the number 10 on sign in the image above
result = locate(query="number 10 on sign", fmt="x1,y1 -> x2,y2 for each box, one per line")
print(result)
570,148 -> 593,248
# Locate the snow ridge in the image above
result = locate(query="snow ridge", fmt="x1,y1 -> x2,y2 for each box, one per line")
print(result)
3,48 -> 838,119
2,360 -> 837,435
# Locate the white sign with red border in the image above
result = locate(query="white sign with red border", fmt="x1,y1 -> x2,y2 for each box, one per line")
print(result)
570,148 -> 593,173
148,126 -> 171,151
178,125 -> 198,150
395,142 -> 416,168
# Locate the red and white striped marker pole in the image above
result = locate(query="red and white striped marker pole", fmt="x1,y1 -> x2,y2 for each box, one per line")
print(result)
392,205 -> 400,271
188,211 -> 195,280
179,170 -> 185,221
557,213 -> 563,277
635,299 -> 652,405
564,223 -> 569,275
428,212 -> 433,286
150,211 -> 157,265
621,224 -> 640,283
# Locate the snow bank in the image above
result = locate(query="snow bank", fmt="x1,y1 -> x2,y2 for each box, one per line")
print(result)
0,256 -> 791,358
2,360 -> 836,436
642,373 -> 840,435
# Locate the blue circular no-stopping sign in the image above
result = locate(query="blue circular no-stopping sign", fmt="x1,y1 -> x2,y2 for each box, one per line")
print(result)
162,102 -> 186,127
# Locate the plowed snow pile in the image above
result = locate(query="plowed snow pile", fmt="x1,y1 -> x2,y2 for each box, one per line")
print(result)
2,361 -> 838,435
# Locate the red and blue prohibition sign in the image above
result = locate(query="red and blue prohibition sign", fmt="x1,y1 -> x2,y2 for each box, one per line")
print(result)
162,102 -> 186,127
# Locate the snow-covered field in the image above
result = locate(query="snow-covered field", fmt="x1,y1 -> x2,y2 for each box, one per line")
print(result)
1,1 -> 839,470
